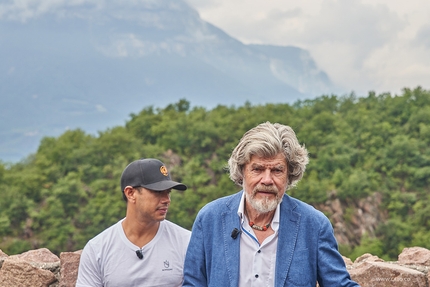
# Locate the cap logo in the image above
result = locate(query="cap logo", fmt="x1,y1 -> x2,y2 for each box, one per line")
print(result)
160,166 -> 168,176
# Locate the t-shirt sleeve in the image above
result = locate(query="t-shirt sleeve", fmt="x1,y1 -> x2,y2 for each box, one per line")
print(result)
76,242 -> 104,287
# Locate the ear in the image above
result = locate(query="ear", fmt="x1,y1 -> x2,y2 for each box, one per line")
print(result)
123,186 -> 137,203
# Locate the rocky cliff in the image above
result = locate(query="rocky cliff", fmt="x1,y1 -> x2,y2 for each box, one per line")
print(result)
316,192 -> 386,246
0,246 -> 429,286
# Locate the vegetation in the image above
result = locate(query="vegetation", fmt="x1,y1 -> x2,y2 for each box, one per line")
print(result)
1,87 -> 429,261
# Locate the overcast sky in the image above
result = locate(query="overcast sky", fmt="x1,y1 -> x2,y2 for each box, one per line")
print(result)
186,0 -> 430,96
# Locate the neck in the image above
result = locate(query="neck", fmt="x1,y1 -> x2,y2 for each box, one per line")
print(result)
122,216 -> 160,248
244,202 -> 275,226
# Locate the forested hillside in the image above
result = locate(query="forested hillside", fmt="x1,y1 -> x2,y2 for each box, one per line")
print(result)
1,87 -> 429,261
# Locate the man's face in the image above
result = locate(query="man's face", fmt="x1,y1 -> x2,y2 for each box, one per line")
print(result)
134,187 -> 172,222
243,153 -> 288,213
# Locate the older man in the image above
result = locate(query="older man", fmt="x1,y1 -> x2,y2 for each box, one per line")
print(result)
183,122 -> 359,287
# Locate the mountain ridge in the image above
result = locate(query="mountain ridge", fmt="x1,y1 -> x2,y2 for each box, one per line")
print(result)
0,0 -> 337,162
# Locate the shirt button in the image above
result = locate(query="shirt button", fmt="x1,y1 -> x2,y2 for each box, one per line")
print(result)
257,250 -> 261,253
255,274 -> 259,278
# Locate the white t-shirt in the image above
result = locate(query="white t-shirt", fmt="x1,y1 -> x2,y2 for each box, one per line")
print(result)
76,219 -> 191,287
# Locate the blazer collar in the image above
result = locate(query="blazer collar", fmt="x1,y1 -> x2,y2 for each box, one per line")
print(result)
275,194 -> 301,286
221,191 -> 243,286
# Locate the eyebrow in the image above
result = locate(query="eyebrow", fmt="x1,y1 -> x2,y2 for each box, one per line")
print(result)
250,163 -> 286,170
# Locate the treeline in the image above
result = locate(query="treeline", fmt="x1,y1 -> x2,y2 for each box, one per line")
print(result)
0,87 -> 429,260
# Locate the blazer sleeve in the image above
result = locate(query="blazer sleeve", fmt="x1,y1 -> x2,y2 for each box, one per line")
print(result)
183,215 -> 207,286
316,218 -> 360,287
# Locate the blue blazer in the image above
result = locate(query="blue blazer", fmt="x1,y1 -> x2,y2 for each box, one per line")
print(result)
183,191 -> 360,287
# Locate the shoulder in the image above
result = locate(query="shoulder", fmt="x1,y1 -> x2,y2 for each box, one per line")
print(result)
162,220 -> 191,241
84,220 -> 122,250
78,221 -> 123,279
163,220 -> 191,236
282,195 -> 330,224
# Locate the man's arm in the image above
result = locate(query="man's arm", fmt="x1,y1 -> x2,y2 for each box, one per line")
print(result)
76,243 -> 103,287
317,218 -> 360,287
183,216 -> 208,286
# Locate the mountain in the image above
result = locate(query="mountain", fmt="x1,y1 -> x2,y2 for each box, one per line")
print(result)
0,0 -> 337,162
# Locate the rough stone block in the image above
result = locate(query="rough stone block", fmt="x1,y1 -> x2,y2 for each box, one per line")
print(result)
350,260 -> 427,287
58,250 -> 82,287
398,247 -> 430,266
0,258 -> 56,287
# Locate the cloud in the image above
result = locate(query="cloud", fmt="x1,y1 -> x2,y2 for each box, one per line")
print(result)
230,1 -> 405,70
298,1 -> 405,61
266,7 -> 302,21
414,24 -> 430,49
24,130 -> 39,137
186,0 -> 430,95
95,104 -> 107,112
0,0 -> 104,21
283,0 -> 407,93
184,0 -> 221,10
7,66 -> 15,75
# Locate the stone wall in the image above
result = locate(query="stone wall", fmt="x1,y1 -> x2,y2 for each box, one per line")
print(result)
0,248 -> 81,287
0,246 -> 429,286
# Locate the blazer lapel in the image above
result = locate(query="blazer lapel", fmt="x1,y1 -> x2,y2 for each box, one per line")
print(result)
221,192 -> 242,287
275,195 -> 301,286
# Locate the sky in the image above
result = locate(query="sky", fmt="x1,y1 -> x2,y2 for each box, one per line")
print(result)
185,0 -> 430,96
2,0 -> 428,97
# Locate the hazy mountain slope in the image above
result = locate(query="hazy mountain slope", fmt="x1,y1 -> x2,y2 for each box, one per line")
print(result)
0,0 -> 336,162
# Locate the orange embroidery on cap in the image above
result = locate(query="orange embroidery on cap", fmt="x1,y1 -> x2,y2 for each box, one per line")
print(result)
160,166 -> 168,176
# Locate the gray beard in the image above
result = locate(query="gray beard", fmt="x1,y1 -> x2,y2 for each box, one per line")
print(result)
246,191 -> 283,214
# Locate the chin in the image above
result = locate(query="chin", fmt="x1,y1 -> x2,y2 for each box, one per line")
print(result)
251,198 -> 278,213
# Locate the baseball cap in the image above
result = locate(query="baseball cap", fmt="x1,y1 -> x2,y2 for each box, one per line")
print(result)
120,158 -> 187,192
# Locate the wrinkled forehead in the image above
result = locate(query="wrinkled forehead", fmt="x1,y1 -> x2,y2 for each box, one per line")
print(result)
246,154 -> 287,168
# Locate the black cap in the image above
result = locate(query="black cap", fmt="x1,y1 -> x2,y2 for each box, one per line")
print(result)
120,159 -> 187,192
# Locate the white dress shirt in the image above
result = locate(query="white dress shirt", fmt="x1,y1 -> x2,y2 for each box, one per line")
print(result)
237,193 -> 280,287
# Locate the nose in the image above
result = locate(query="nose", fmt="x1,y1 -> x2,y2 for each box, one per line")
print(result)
160,190 -> 171,203
260,169 -> 274,185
